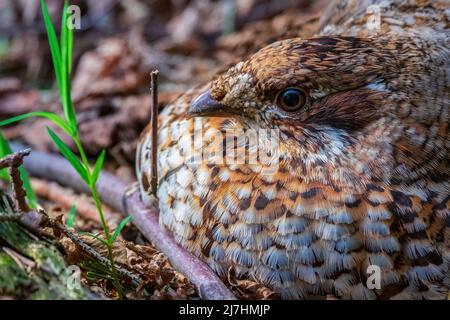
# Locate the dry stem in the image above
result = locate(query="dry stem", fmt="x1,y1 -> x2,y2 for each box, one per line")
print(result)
0,148 -> 31,211
150,70 -> 159,196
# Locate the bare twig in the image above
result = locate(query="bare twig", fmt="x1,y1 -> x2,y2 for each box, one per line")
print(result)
0,213 -> 22,222
0,148 -> 31,211
11,142 -> 236,300
150,70 -> 159,196
0,149 -> 30,169
0,191 -> 45,236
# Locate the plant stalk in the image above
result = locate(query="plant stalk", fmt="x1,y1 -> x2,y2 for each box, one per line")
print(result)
74,133 -> 122,296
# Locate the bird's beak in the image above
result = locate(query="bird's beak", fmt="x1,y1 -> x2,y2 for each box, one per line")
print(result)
187,89 -> 226,117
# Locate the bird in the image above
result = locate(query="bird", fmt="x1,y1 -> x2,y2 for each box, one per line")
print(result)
136,0 -> 449,299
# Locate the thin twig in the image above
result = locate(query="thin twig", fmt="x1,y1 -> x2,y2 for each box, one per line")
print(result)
0,213 -> 22,222
0,148 -> 31,211
150,70 -> 159,196
0,202 -> 45,236
12,142 -> 236,300
0,149 -> 30,168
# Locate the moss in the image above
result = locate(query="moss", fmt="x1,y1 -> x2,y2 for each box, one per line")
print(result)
0,195 -> 95,299
0,253 -> 32,296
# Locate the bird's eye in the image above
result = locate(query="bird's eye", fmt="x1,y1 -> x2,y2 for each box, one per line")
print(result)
276,88 -> 306,112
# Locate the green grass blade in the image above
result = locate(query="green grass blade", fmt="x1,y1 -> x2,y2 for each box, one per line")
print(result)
66,3 -> 75,127
67,204 -> 76,227
91,149 -> 105,185
68,29 -> 73,75
60,0 -> 68,116
18,166 -> 38,208
60,1 -> 77,130
67,3 -> 73,76
60,1 -> 68,59
41,0 -> 62,93
78,231 -> 108,246
0,131 -> 38,208
0,111 -> 72,136
0,170 -> 7,182
0,132 -> 10,181
110,216 -> 132,243
46,127 -> 89,183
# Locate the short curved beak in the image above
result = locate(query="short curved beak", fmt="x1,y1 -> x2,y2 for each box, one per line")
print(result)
187,90 -> 225,117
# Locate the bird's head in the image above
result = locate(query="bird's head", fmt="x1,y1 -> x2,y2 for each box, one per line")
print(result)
189,36 -> 396,130
187,36 -> 431,188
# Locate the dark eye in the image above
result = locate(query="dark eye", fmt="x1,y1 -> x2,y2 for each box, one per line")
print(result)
276,88 -> 306,111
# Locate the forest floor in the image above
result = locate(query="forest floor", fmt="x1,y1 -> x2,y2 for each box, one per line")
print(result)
0,0 -> 327,300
